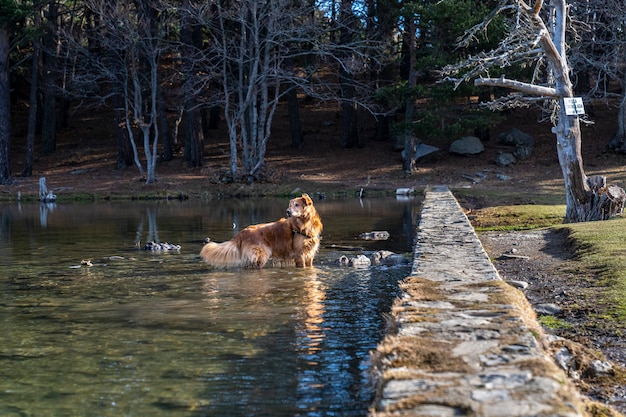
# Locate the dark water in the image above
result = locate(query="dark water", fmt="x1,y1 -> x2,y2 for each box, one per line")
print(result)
0,197 -> 419,417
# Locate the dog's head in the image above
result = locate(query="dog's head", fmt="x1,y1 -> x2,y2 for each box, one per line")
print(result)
286,194 -> 315,218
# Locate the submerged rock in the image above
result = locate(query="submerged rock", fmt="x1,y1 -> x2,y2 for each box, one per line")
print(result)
370,250 -> 410,266
359,231 -> 390,241
143,241 -> 181,252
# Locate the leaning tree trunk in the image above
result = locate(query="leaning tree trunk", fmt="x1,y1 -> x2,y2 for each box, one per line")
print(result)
542,1 -> 626,221
554,101 -> 625,221
476,0 -> 626,222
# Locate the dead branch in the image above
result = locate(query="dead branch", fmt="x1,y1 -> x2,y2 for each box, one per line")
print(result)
474,76 -> 558,97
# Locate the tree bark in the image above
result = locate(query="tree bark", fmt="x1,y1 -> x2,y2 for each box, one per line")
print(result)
339,0 -> 358,149
402,13 -> 418,173
608,53 -> 626,151
41,1 -> 59,155
181,2 -> 204,168
23,7 -> 42,177
183,106 -> 204,168
157,86 -> 173,162
474,0 -> 625,222
114,91 -> 133,170
0,28 -> 11,184
287,85 -> 303,149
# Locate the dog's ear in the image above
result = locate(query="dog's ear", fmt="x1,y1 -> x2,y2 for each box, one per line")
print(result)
301,193 -> 313,206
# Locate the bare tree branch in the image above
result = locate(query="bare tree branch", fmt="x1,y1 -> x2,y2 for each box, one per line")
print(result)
474,76 -> 558,96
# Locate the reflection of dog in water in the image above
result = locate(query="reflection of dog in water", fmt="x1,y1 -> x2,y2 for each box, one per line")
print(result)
200,194 -> 323,268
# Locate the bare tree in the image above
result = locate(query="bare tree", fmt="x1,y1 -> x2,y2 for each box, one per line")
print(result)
67,0 -> 174,184
567,0 -> 626,152
187,0 -> 384,182
446,0 -> 625,222
201,0 -> 293,182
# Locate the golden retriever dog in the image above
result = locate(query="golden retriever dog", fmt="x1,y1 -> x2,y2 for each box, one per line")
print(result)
200,194 -> 323,268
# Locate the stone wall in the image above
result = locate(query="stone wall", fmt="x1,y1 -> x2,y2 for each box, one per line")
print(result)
369,186 -> 588,417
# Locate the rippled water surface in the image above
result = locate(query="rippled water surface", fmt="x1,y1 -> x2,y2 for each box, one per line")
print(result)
0,197 -> 419,416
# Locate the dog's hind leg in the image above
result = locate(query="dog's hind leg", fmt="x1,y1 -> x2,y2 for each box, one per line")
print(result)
243,245 -> 271,268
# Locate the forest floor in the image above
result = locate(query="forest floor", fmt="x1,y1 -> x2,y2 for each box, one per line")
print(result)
6,99 -> 626,200
4,99 -> 626,413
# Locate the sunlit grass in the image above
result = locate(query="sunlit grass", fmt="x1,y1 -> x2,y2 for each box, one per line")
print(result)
469,200 -> 626,324
539,315 -> 573,330
558,217 -> 626,321
471,204 -> 566,232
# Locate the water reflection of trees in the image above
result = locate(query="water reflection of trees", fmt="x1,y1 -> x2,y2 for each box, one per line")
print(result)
39,201 -> 56,227
134,207 -> 160,246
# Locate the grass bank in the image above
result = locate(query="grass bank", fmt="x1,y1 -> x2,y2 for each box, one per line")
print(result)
560,217 -> 626,322
468,199 -> 626,325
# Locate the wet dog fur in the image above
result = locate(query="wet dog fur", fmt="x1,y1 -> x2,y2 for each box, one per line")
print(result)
200,194 -> 323,268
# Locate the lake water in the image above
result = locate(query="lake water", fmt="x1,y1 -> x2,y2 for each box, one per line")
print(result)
0,197 -> 419,417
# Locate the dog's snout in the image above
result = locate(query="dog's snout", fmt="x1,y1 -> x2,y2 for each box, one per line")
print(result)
286,209 -> 292,217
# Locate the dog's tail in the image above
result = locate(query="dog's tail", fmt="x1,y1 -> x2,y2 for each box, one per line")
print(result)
200,240 -> 270,268
200,241 -> 245,267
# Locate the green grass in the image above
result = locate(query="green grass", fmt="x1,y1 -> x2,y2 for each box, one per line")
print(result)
538,315 -> 573,330
469,200 -> 626,325
558,217 -> 626,322
471,204 -> 567,232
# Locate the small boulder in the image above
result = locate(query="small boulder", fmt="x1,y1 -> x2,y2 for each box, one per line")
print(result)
349,255 -> 371,267
359,231 -> 390,241
498,128 -> 535,147
337,255 -> 351,266
414,143 -> 440,161
143,241 -> 181,251
588,360 -> 614,377
450,136 -> 484,155
513,144 -> 534,160
495,152 -> 516,166
370,250 -> 410,266
370,250 -> 395,266
535,303 -> 562,316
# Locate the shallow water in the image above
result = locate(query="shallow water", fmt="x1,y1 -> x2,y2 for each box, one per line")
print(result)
0,197 -> 419,416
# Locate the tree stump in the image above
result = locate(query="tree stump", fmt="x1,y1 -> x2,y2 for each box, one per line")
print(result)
39,177 -> 56,203
584,176 -> 626,220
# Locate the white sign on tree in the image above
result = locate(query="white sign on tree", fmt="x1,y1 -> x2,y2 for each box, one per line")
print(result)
563,97 -> 585,116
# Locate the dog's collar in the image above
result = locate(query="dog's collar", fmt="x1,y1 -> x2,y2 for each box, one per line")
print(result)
292,229 -> 315,239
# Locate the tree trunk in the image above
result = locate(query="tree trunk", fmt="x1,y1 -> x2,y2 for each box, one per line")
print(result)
41,1 -> 59,155
402,14 -> 418,173
475,0 -> 626,221
157,86 -> 173,162
542,0 -> 625,221
339,0 -> 357,149
608,63 -> 626,151
181,2 -> 204,168
184,106 -> 204,168
114,92 -> 133,170
287,86 -> 303,149
23,8 -> 42,177
208,106 -> 220,130
0,28 -> 11,184
340,94 -> 357,148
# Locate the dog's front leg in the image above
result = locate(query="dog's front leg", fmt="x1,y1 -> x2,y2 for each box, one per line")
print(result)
294,255 -> 305,268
